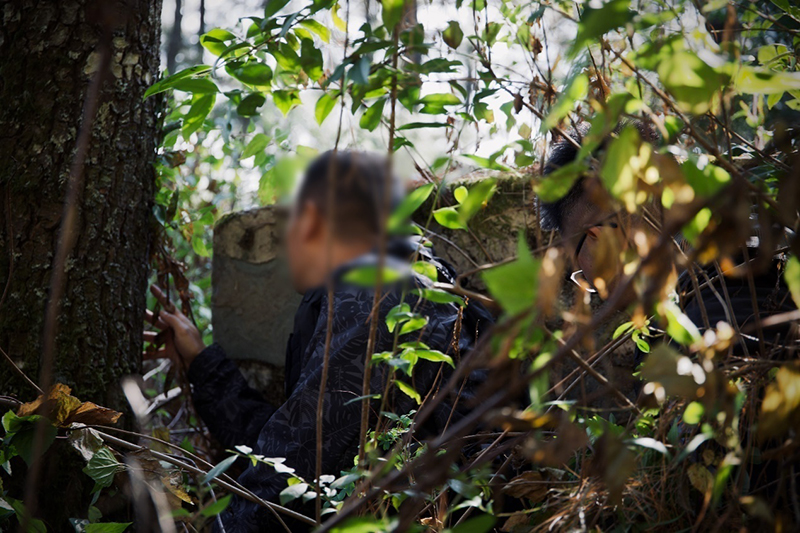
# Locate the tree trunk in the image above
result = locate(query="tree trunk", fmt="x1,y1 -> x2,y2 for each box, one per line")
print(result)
0,0 -> 161,413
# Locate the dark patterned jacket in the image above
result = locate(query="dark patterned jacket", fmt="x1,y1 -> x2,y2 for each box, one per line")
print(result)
187,253 -> 488,532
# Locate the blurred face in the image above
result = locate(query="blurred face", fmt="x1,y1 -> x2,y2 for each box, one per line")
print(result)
562,182 -> 633,299
284,201 -> 319,293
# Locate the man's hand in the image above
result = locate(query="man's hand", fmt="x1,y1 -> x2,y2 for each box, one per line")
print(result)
143,285 -> 206,367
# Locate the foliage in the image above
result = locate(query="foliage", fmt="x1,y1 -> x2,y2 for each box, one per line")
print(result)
3,0 -> 800,531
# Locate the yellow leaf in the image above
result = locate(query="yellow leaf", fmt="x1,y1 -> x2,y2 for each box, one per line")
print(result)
162,472 -> 195,506
18,383 -> 81,425
759,366 -> 800,440
687,463 -> 714,495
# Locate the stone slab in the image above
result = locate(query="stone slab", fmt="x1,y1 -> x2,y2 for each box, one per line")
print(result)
211,207 -> 302,367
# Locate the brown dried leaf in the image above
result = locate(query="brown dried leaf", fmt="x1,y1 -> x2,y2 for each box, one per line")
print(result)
18,383 -> 81,425
64,402 -> 123,426
589,432 -> 635,504
503,471 -> 548,501
524,418 -> 589,467
501,512 -> 532,532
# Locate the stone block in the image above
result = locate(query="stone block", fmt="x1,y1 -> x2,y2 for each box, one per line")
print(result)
211,207 -> 302,367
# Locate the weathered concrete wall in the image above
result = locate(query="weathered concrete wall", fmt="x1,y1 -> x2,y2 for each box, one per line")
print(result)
212,207 -> 302,368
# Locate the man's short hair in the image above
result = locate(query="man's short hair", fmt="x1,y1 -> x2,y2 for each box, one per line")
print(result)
297,150 -> 402,240
539,120 -> 658,232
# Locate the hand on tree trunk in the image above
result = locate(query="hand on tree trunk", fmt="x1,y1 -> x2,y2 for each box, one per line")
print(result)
144,285 -> 205,367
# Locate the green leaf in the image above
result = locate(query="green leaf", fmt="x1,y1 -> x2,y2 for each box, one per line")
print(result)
412,261 -> 438,282
395,380 -> 421,404
300,38 -> 324,81
681,207 -> 712,246
433,207 -> 466,229
182,93 -> 216,136
453,186 -> 468,204
170,77 -> 219,94
541,74 -> 589,131
735,67 -> 800,95
264,0 -> 290,18
272,43 -> 301,72
200,28 -> 236,56
83,447 -> 122,488
331,473 -> 361,489
681,157 -> 731,197
535,161 -> 587,202
413,288 -> 464,306
599,125 -> 642,209
785,256 -> 800,309
299,19 -> 330,42
683,401 -> 704,425
419,92 -> 461,114
628,437 -> 670,456
415,349 -> 454,367
360,98 -> 386,132
397,122 -> 452,131
315,92 -> 339,125
237,93 -> 266,117
388,183 -> 434,232
447,514 -> 496,533
399,315 -> 428,336
342,265 -> 403,287
381,0 -> 407,30
144,65 -> 213,98
241,133 -> 271,160
273,90 -> 301,115
483,22 -> 502,46
200,495 -> 232,517
279,482 -> 309,505
329,517 -> 391,533
443,21 -> 463,49
227,61 -> 272,86
657,51 -> 729,115
191,234 -> 211,257
482,235 -> 540,315
570,0 -> 633,57
1,412 -> 57,466
386,303 -> 412,332
202,455 -> 238,484
663,301 -> 701,346
462,154 -> 510,171
458,178 -> 496,225
85,523 -> 132,533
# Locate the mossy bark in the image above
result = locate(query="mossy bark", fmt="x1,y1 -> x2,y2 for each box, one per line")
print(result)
0,0 -> 161,411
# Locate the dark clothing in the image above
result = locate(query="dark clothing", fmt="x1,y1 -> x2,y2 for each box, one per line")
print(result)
681,256 -> 796,355
188,253 -> 486,532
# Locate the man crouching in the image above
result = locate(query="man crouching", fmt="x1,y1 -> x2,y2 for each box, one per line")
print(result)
145,150 -> 482,532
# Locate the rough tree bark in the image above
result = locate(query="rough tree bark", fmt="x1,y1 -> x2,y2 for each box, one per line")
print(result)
0,0 -> 162,412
